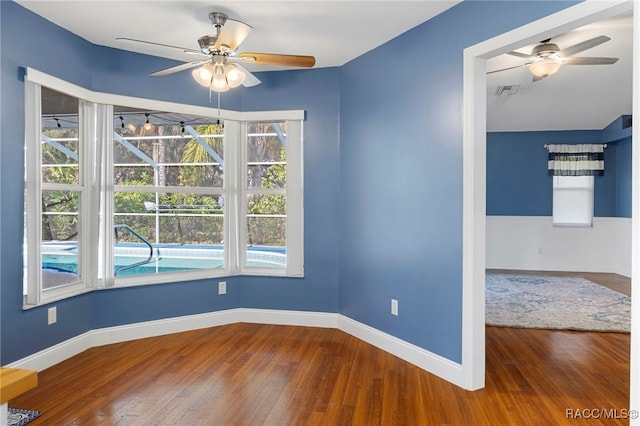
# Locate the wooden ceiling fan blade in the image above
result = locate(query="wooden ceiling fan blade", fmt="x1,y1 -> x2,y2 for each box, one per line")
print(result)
215,18 -> 252,52
150,59 -> 210,77
116,37 -> 202,55
559,35 -> 610,57
238,53 -> 316,67
563,56 -> 618,65
487,63 -> 529,74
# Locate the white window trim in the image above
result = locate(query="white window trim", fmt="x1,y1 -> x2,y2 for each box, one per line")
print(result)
285,120 -> 304,277
24,68 -> 304,308
24,83 -> 93,305
24,79 -> 41,305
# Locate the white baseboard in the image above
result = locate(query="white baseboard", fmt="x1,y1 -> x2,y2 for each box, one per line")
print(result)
338,316 -> 463,386
7,331 -> 94,373
6,309 -> 244,372
6,309 -> 465,388
90,309 -> 244,347
239,308 -> 339,328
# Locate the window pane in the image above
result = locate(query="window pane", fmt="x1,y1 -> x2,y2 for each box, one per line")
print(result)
41,135 -> 79,184
112,108 -> 226,277
41,190 -> 80,288
246,194 -> 286,268
247,122 -> 286,189
114,108 -> 224,188
114,191 -> 224,276
552,176 -> 594,227
41,88 -> 79,184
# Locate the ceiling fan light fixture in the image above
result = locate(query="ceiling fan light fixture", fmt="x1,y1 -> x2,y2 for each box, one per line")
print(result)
210,66 -> 230,92
192,64 -> 215,88
224,63 -> 246,88
528,57 -> 562,78
192,57 -> 246,92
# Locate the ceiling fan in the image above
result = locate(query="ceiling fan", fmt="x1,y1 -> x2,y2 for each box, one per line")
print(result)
117,11 -> 316,92
488,35 -> 618,82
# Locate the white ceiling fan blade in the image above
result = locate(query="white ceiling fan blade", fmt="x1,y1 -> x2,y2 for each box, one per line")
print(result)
116,37 -> 202,55
532,73 -> 548,82
487,63 -> 530,74
215,18 -> 252,52
563,57 -> 618,65
559,35 -> 610,57
233,63 -> 261,87
150,59 -> 210,77
506,51 -> 533,59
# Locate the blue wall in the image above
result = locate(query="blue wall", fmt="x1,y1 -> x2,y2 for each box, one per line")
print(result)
2,0 -> 579,365
606,115 -> 633,218
487,124 -> 632,218
0,1 -> 339,363
1,1 -> 96,363
338,0 -> 577,363
616,138 -> 632,217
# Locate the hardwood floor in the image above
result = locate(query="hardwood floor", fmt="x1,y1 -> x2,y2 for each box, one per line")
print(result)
10,322 -> 630,425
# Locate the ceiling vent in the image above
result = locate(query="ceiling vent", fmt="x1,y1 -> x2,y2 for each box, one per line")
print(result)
494,85 -> 520,96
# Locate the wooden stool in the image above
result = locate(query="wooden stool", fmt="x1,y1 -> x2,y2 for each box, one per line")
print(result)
0,367 -> 38,426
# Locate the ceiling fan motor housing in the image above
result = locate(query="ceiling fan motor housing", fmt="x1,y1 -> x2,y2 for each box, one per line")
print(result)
531,43 -> 560,57
198,35 -> 218,53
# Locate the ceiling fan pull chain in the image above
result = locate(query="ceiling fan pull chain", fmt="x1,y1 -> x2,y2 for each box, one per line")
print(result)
217,90 -> 221,113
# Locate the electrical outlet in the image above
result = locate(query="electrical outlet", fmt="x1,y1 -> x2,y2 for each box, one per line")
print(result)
48,306 -> 57,325
391,299 -> 398,316
218,281 -> 227,295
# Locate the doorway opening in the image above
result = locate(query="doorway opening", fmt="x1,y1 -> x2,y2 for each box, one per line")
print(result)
461,3 -> 637,414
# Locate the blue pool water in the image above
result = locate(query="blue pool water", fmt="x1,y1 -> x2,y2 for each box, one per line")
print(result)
42,244 -> 286,277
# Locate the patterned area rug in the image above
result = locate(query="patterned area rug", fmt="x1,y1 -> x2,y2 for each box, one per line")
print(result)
486,273 -> 631,333
8,408 -> 41,426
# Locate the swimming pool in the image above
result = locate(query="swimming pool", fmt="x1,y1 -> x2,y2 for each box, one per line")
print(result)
41,243 -> 286,277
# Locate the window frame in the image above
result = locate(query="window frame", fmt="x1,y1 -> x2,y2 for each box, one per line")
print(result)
238,120 -> 304,276
24,68 -> 304,308
24,84 -> 95,305
109,111 -> 228,288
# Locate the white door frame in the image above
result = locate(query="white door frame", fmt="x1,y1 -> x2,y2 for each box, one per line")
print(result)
461,1 -> 638,418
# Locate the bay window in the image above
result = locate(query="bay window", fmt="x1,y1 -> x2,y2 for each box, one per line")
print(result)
23,68 -> 303,307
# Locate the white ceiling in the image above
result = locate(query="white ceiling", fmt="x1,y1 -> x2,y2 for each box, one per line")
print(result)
15,1 -> 634,132
486,13 -> 633,132
15,1 -> 460,70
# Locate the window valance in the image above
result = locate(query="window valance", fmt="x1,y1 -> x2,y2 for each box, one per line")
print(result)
546,144 -> 606,176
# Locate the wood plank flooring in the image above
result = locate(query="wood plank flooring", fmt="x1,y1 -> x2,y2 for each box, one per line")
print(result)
10,271 -> 632,425
10,321 -> 630,425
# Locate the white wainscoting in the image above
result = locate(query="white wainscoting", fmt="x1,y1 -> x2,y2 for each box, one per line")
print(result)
486,216 -> 631,277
